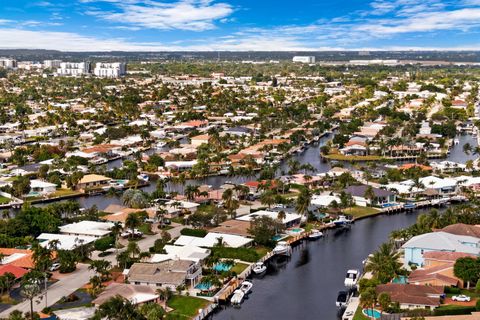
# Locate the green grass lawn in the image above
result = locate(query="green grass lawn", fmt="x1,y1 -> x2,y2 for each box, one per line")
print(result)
343,206 -> 381,218
323,153 -> 383,162
167,295 -> 210,319
0,196 -> 10,204
49,189 -> 82,198
231,262 -> 249,275
352,306 -> 370,320
254,246 -> 270,258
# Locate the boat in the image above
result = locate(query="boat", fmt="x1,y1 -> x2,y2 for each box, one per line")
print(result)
252,262 -> 267,274
336,290 -> 348,307
137,174 -> 149,181
230,289 -> 245,305
332,215 -> 353,226
272,241 -> 291,256
344,269 -> 360,288
309,229 -> 323,240
240,281 -> 253,295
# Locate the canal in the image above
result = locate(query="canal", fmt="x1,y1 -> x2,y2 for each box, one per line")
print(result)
213,210 -> 425,320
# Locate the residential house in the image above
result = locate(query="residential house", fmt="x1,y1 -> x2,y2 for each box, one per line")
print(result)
127,260 -> 202,289
75,174 -> 112,191
402,232 -> 480,267
59,221 -> 115,238
345,185 -> 396,206
93,283 -> 159,306
30,179 -> 57,195
376,283 -> 443,310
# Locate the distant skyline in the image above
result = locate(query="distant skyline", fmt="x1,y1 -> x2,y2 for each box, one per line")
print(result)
1,0 -> 480,51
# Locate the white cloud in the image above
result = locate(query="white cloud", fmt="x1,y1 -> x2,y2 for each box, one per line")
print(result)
84,0 -> 234,31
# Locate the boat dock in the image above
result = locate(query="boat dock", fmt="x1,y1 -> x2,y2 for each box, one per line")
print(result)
341,296 -> 360,320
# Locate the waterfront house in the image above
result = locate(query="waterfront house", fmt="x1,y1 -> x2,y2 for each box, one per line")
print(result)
93,283 -> 159,306
237,210 -> 302,228
174,232 -> 253,248
75,174 -> 112,191
30,179 -> 57,195
402,232 -> 480,267
344,185 -> 396,206
437,223 -> 480,238
376,283 -> 443,310
127,260 -> 202,289
149,245 -> 210,264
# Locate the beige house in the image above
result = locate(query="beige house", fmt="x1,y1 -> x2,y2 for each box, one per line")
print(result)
76,174 -> 111,191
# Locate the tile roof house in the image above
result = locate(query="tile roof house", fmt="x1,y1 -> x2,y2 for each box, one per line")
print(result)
0,265 -> 28,279
0,248 -> 35,269
376,283 -> 443,310
408,262 -> 460,287
438,224 -> 480,239
345,185 -> 396,205
402,232 -> 480,267
127,260 -> 202,290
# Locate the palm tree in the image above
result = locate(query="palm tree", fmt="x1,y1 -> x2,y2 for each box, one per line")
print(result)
21,278 -> 41,320
127,241 -> 140,260
184,185 -> 200,202
260,190 -> 276,208
125,213 -> 141,236
295,188 -> 311,220
365,242 -> 402,283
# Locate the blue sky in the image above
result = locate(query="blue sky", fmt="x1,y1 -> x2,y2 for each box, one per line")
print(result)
0,0 -> 480,51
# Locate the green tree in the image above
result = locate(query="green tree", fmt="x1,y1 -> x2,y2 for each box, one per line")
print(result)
454,257 -> 480,289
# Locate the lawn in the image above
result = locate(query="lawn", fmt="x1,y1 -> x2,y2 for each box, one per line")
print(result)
323,153 -> 383,162
352,306 -> 370,320
0,196 -> 10,204
167,295 -> 210,319
254,246 -> 270,258
49,189 -> 82,198
231,262 -> 249,275
343,206 -> 381,219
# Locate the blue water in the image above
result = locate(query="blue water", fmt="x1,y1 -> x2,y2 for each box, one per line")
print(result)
392,275 -> 408,284
195,282 -> 212,290
363,309 -> 381,319
214,263 -> 233,272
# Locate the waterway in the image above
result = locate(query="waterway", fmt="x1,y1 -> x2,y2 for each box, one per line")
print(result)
213,210 -> 425,320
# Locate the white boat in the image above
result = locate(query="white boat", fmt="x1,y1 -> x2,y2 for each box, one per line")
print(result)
332,215 -> 353,226
230,289 -> 245,305
454,138 -> 460,145
309,229 -> 323,240
272,241 -> 291,256
252,262 -> 267,274
240,281 -> 253,295
137,174 -> 149,181
344,269 -> 360,288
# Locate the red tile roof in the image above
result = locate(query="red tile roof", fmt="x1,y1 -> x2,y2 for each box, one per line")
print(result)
376,283 -> 443,307
0,265 -> 28,279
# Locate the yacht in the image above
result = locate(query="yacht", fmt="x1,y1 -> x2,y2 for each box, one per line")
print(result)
344,269 -> 360,288
252,262 -> 267,274
309,229 -> 323,240
240,281 -> 253,295
230,289 -> 245,305
273,241 -> 291,256
336,290 -> 348,307
332,215 -> 353,226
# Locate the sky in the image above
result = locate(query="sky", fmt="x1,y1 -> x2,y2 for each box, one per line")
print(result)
1,0 -> 480,51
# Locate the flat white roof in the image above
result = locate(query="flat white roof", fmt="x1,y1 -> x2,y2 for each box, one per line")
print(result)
60,221 -> 115,237
236,210 -> 301,225
150,245 -> 210,263
174,232 -> 253,248
37,233 -> 97,250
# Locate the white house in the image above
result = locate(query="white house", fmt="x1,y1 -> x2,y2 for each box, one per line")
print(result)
59,221 -> 115,238
30,179 -> 57,195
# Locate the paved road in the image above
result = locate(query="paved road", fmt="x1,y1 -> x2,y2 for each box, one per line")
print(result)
0,263 -> 94,317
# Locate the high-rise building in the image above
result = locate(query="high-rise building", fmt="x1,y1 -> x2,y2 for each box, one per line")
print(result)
57,62 -> 91,76
93,62 -> 126,78
43,60 -> 62,69
292,56 -> 316,64
0,58 -> 18,69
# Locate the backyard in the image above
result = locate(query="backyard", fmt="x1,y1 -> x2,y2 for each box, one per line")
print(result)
167,295 -> 210,319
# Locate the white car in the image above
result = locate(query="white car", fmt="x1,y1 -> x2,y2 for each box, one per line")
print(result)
452,295 -> 471,302
49,263 -> 60,272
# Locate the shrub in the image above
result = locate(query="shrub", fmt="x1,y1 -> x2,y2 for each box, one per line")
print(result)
180,228 -> 208,238
210,247 -> 260,263
444,286 -> 461,294
434,306 -> 476,316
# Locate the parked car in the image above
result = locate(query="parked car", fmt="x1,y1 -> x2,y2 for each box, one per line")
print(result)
452,295 -> 471,302
49,263 -> 60,272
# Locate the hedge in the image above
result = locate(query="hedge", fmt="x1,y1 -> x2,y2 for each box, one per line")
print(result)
434,306 -> 476,316
180,228 -> 208,238
211,247 -> 260,263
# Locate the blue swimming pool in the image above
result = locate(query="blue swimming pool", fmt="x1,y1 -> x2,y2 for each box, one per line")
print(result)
195,282 -> 212,290
214,263 -> 233,272
392,275 -> 408,284
381,203 -> 396,208
362,309 -> 381,319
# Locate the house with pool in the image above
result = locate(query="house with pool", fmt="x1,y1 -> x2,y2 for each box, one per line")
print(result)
402,232 -> 480,267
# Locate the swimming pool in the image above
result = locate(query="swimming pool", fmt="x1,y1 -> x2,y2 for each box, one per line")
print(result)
272,234 -> 287,241
214,263 -> 233,272
362,308 -> 381,319
392,275 -> 408,284
195,282 -> 212,290
381,203 -> 397,208
287,228 -> 305,235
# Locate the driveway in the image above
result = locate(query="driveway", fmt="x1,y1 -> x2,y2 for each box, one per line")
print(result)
0,263 -> 94,317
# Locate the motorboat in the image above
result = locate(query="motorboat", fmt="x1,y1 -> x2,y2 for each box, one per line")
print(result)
240,281 -> 253,295
272,241 -> 291,256
332,215 -> 353,226
344,269 -> 360,288
230,289 -> 245,305
137,174 -> 149,181
309,229 -> 323,240
336,290 -> 348,307
252,262 -> 267,274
